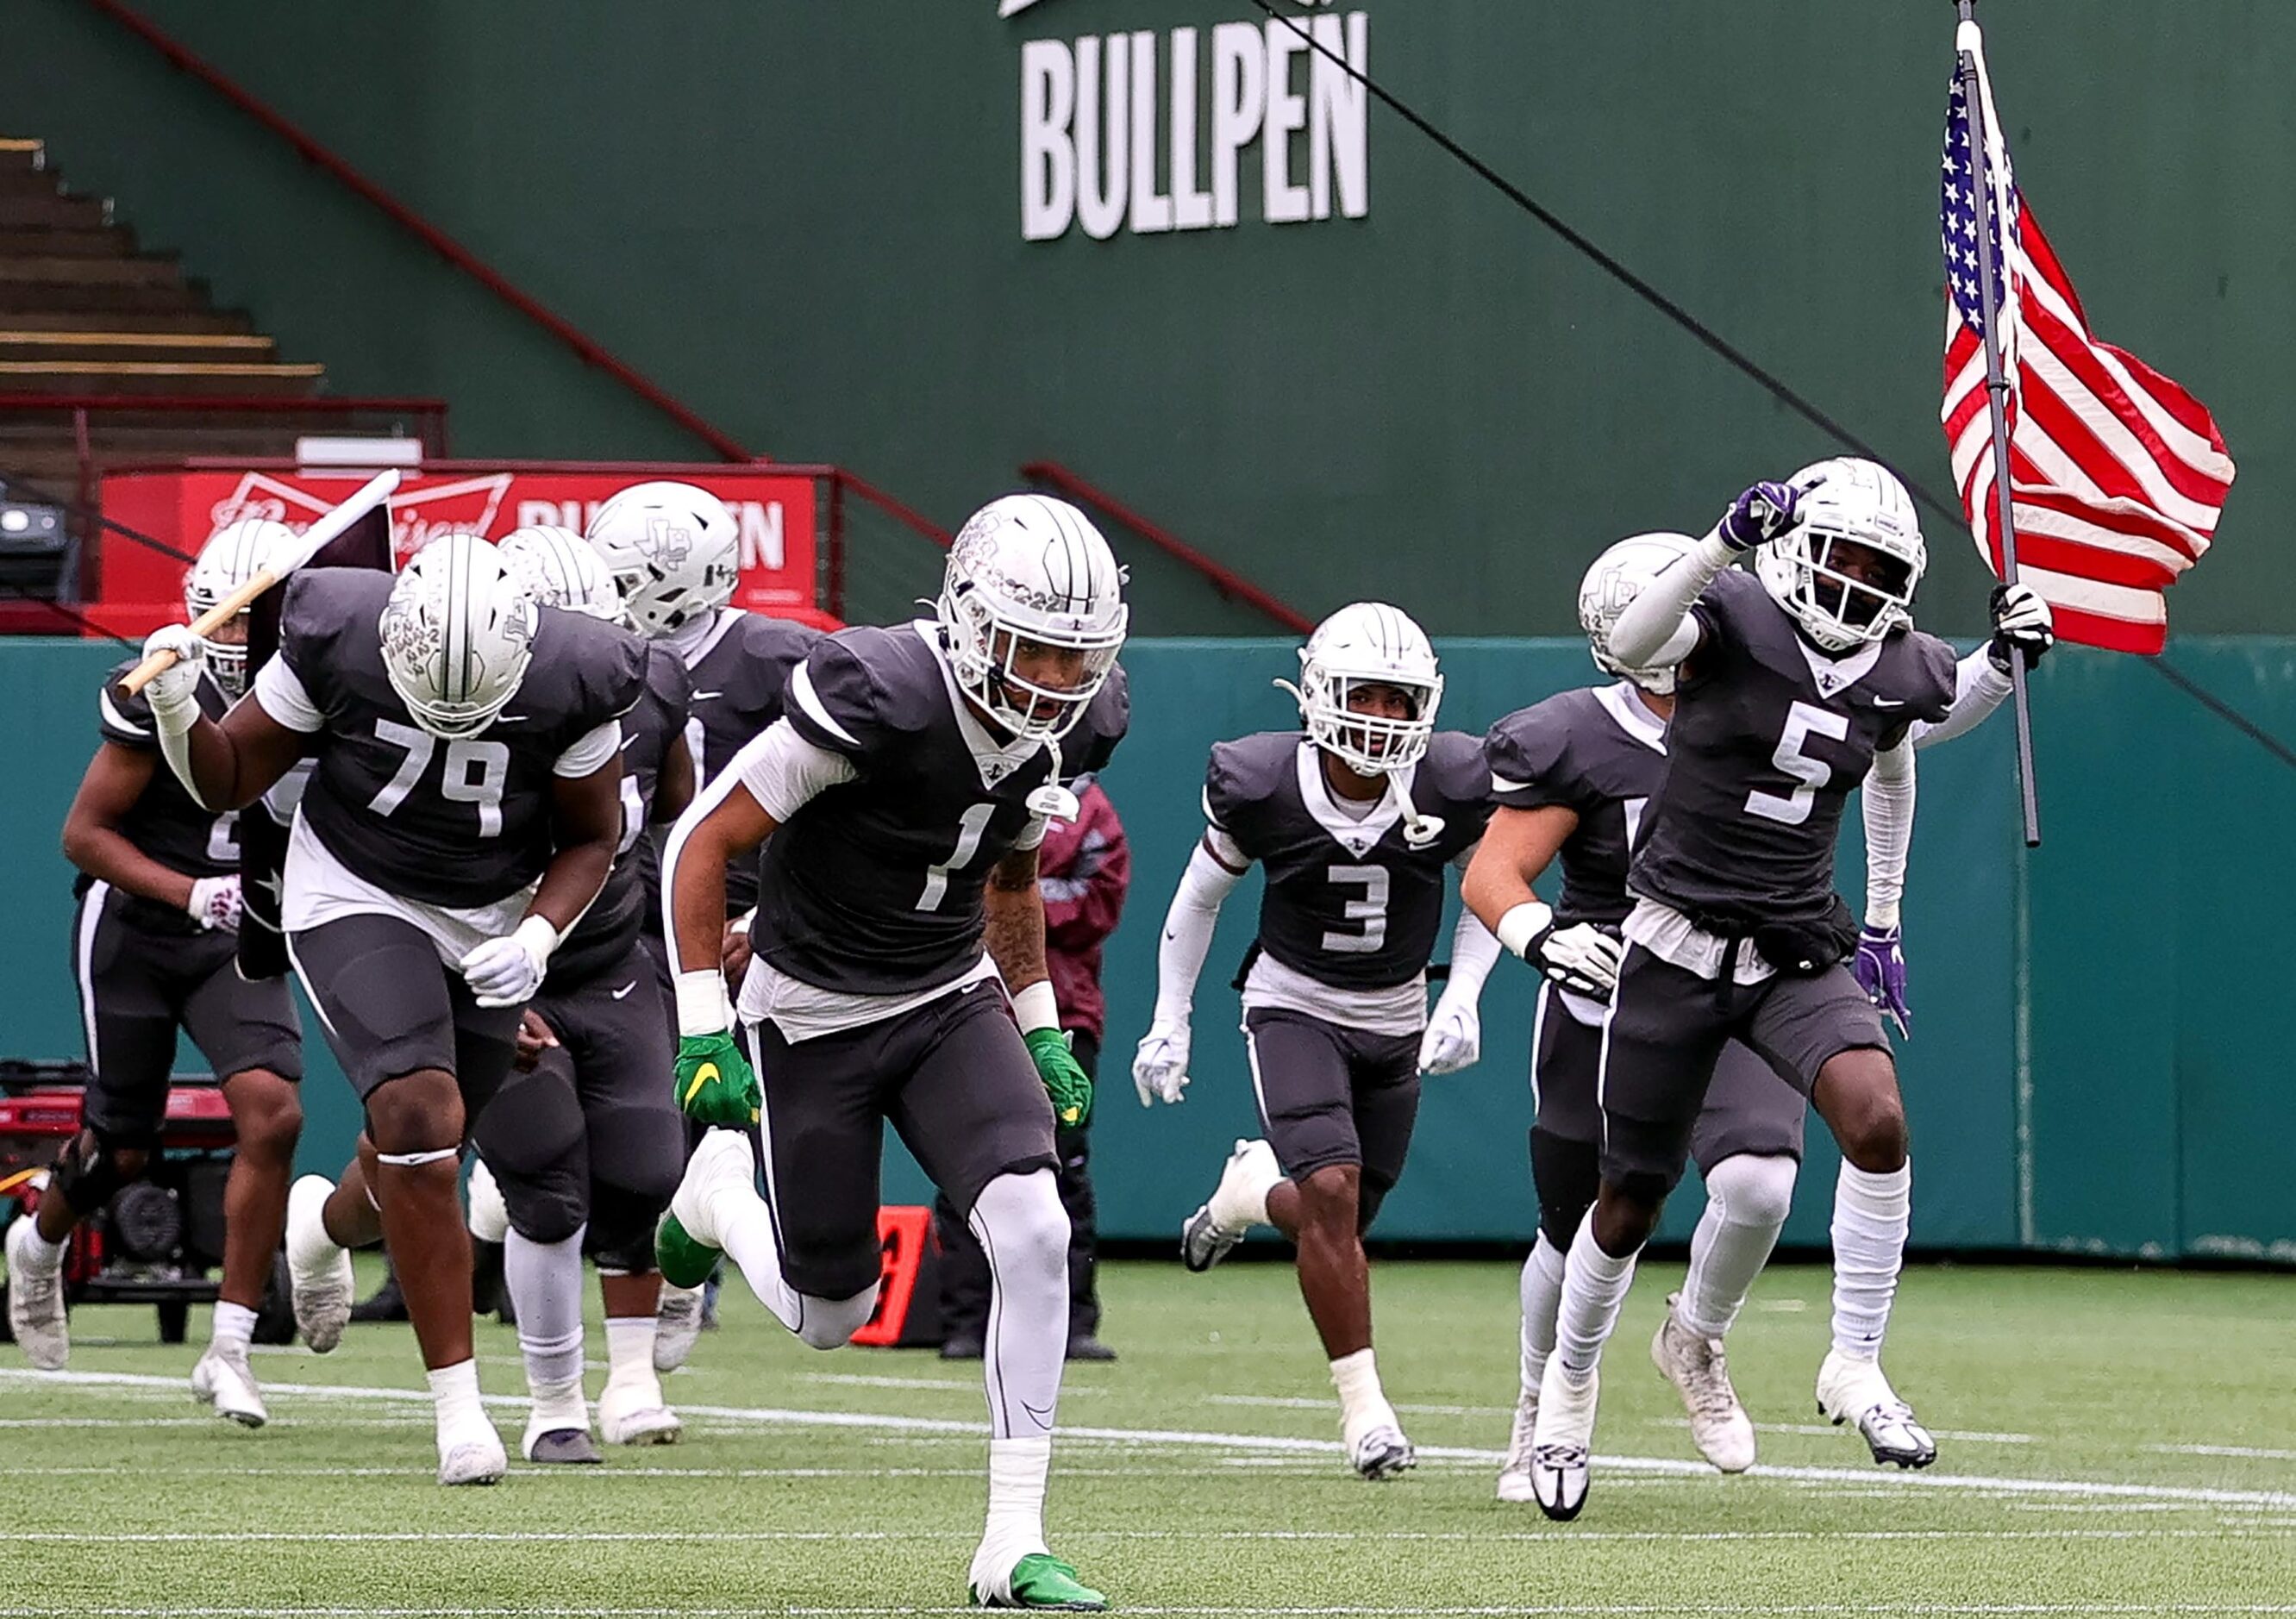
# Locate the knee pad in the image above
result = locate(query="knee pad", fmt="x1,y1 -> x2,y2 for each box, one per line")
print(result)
585,1180 -> 666,1275
794,1284 -> 879,1350
584,1102 -> 687,1211
1530,1126 -> 1603,1249
968,1169 -> 1069,1280
50,1127 -> 153,1217
472,1066 -> 589,1246
466,1155 -> 510,1245
1705,1152 -> 1799,1233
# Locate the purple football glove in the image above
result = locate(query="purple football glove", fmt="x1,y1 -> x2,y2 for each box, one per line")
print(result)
1853,922 -> 1911,1038
1716,480 -> 1802,553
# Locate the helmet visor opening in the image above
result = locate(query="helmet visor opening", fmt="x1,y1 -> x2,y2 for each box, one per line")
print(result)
1317,673 -> 1437,772
1807,534 -> 1914,633
980,622 -> 1121,739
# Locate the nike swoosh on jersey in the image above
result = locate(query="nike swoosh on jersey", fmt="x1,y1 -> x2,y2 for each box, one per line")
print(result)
691,690 -> 725,701
611,981 -> 639,999
1873,697 -> 1905,708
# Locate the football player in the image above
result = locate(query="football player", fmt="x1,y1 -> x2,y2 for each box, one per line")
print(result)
655,494 -> 1127,1610
466,525 -> 695,1461
1517,459 -> 1988,1520
137,532 -> 643,1485
1132,603 -> 1499,1481
1465,527 -> 2051,1496
585,480 -> 816,1365
11,522 -> 307,1422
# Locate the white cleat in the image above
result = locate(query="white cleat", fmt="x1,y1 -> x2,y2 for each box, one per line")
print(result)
599,1376 -> 683,1447
1348,1422 -> 1416,1481
1528,1357 -> 1598,1522
1495,1381 -> 1540,1503
439,1427 -> 510,1486
666,1128 -> 757,1257
4,1216 -> 68,1370
654,1284 -> 704,1372
1816,1348 -> 1937,1470
1651,1294 -> 1755,1473
285,1176 -> 354,1354
191,1345 -> 269,1428
1180,1138 -> 1279,1273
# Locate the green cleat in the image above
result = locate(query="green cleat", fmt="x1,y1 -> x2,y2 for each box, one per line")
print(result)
971,1553 -> 1108,1611
653,1211 -> 720,1291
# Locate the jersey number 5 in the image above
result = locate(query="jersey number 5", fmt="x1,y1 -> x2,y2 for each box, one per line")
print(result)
1743,701 -> 1850,828
368,718 -> 510,837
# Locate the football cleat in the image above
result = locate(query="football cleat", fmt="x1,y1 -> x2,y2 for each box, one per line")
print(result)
4,1216 -> 68,1370
285,1175 -> 354,1354
523,1426 -> 603,1465
599,1376 -> 683,1447
1528,1358 -> 1598,1522
1495,1383 -> 1541,1503
191,1344 -> 268,1428
656,1130 -> 754,1291
1816,1349 -> 1936,1469
1180,1138 -> 1279,1273
969,1552 -> 1108,1612
438,1432 -> 509,1487
654,1284 -> 704,1372
1348,1423 -> 1417,1482
1651,1294 -> 1755,1473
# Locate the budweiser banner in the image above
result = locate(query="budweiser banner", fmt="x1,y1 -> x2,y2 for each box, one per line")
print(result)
98,464 -> 820,629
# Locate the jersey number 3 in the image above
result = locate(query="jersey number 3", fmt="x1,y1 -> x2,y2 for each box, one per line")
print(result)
1322,864 -> 1390,953
367,718 -> 510,837
1744,702 -> 1850,828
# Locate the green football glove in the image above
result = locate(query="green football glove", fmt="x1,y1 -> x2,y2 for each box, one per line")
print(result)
1024,1027 -> 1093,1128
674,1031 -> 760,1127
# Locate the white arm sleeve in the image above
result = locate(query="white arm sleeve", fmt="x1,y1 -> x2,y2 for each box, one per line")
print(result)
553,718 -> 622,778
252,657 -> 324,733
733,717 -> 860,822
1605,533 -> 1736,670
1861,737 -> 1917,928
1910,647 -> 2012,751
1436,905 -> 1504,1006
1152,838 -> 1248,1025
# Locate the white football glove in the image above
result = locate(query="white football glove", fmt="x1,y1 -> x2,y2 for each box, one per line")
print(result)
139,625 -> 205,730
1536,922 -> 1627,999
1988,580 -> 2055,671
458,918 -> 556,1010
185,874 -> 242,933
1131,1017 -> 1192,1107
1417,994 -> 1481,1075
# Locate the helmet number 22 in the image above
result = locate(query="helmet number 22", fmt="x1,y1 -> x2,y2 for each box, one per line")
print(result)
1743,702 -> 1849,828
367,717 -> 510,837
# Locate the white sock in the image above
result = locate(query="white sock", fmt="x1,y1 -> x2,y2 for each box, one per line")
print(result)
604,1315 -> 657,1388
1329,1347 -> 1398,1442
13,1222 -> 64,1270
1554,1211 -> 1639,1381
505,1226 -> 588,1388
973,1434 -> 1054,1589
971,1170 -> 1069,1440
210,1301 -> 258,1353
1517,1234 -> 1567,1397
1830,1160 -> 1911,1360
1208,1146 -> 1277,1232
1679,1153 -> 1799,1340
715,1184 -> 808,1332
427,1359 -> 487,1438
287,1185 -> 341,1271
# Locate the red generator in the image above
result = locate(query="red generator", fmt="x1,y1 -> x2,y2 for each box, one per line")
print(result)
0,1061 -> 293,1346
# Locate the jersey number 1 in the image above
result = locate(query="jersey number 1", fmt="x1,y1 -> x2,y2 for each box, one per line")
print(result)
916,803 -> 997,912
368,718 -> 510,837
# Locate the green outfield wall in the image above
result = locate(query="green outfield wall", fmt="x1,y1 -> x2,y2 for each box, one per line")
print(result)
0,1 -> 2284,640
7,637 -> 2290,1260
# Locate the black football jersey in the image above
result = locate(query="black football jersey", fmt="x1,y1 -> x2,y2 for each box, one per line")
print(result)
1484,684 -> 1668,929
684,609 -> 820,915
547,639 -> 691,987
276,570 -> 648,910
1206,729 -> 1492,991
757,622 -> 1129,995
1629,567 -> 1956,929
79,659 -> 242,903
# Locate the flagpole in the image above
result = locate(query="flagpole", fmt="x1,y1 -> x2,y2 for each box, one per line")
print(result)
1955,0 -> 2041,847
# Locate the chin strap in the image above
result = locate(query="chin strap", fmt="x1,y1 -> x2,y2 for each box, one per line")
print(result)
1025,740 -> 1079,822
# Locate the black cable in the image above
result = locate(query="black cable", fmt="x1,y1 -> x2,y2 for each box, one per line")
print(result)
1253,0 -> 2296,775
0,577 -> 135,647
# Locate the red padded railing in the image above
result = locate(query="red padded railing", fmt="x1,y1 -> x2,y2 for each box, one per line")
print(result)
1019,460 -> 1313,634
85,0 -> 754,462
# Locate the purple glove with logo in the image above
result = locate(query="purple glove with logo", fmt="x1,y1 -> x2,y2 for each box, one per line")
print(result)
1853,922 -> 1911,1038
1716,480 -> 1803,553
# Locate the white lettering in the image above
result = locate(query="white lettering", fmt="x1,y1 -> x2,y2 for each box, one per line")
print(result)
1261,19 -> 1311,226
1127,31 -> 1173,234
1309,14 -> 1369,222
1168,27 -> 1214,231
739,502 -> 785,572
1020,40 -> 1076,241
1210,22 -> 1266,230
1074,34 -> 1129,241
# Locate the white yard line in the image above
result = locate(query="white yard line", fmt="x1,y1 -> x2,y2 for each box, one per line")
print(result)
2146,1442 -> 2296,1461
3,1366 -> 2290,1512
9,1605 -> 2296,1619
2,1527 -> 2289,1547
1643,1417 -> 2036,1445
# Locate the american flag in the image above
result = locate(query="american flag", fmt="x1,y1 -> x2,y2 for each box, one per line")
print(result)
1940,28 -> 2235,654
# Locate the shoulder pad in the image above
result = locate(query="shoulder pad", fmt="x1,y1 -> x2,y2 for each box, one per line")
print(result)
547,613 -> 651,723
1204,732 -> 1298,833
1902,629 -> 1961,723
278,569 -> 389,676
1484,695 -> 1578,803
785,625 -> 937,759
1064,664 -> 1130,776
643,638 -> 694,717
1692,565 -> 1767,641
728,611 -> 820,726
98,656 -> 155,748
1417,729 -> 1490,810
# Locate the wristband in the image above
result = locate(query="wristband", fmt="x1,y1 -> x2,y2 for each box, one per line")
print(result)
674,968 -> 733,1038
1495,901 -> 1555,961
729,909 -> 755,938
1010,978 -> 1060,1035
1862,902 -> 1901,929
510,913 -> 560,966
